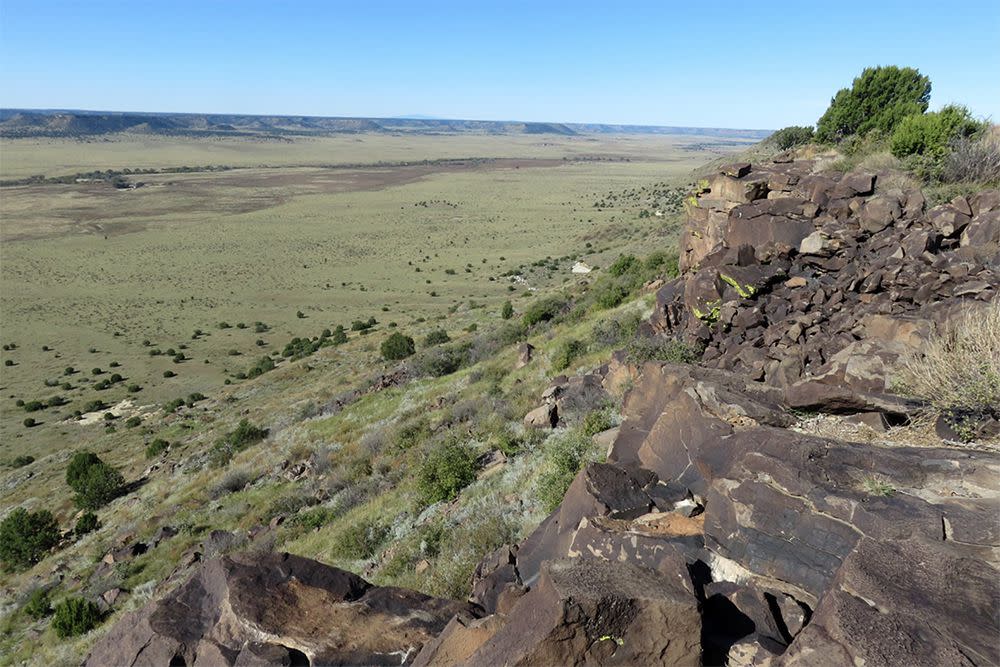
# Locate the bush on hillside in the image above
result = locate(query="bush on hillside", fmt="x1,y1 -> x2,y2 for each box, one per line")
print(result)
501,300 -> 514,320
0,508 -> 61,571
412,344 -> 468,377
145,438 -> 170,458
941,134 -> 1000,184
52,597 -> 102,638
417,439 -> 477,505
536,431 -> 601,512
74,512 -> 99,536
771,125 -> 815,150
330,518 -> 390,560
522,296 -> 568,326
552,338 -> 586,372
23,588 -> 52,620
381,332 -> 415,361
816,66 -> 931,143
66,452 -> 124,510
210,419 -> 269,467
424,329 -> 451,346
896,300 -> 1000,438
890,104 -> 986,159
246,355 -> 275,379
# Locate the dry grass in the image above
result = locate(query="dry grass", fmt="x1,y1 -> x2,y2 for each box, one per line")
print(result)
896,300 -> 1000,414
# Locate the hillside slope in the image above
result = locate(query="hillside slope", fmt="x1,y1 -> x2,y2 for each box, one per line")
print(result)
80,158 -> 1000,665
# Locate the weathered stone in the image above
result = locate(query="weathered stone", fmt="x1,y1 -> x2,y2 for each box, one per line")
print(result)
461,558 -> 701,667
86,553 -> 472,667
515,343 -> 534,369
722,162 -> 752,178
524,403 -> 557,429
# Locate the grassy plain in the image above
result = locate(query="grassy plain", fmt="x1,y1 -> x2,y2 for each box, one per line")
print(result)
0,132 -> 745,465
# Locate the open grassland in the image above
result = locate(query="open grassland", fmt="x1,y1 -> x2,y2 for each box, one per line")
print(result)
0,133 -> 744,465
0,132 -> 737,180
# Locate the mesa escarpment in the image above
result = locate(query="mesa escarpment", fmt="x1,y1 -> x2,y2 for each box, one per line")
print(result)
88,157 -> 999,666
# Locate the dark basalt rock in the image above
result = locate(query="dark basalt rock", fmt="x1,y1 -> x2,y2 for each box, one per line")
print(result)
85,552 -> 473,667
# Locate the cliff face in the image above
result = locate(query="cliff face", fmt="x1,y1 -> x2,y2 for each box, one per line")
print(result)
88,161 -> 1000,666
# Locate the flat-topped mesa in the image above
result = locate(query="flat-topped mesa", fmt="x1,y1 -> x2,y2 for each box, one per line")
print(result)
657,159 -> 998,403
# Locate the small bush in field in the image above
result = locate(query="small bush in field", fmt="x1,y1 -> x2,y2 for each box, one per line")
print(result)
381,332 -> 415,361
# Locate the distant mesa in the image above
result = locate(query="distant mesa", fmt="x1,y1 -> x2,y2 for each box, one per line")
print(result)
0,108 -> 772,139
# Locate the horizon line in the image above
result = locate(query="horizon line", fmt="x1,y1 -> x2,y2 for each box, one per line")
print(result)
0,106 -> 776,133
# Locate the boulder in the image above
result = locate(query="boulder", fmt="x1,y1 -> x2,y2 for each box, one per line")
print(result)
524,403 -> 557,429
85,552 -> 473,667
457,558 -> 701,667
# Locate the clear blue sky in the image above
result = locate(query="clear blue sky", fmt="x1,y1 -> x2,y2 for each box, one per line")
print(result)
1,0 -> 997,129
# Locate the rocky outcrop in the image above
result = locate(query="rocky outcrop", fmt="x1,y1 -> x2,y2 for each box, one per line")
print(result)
662,160 -> 998,403
85,552 -> 473,667
426,161 -> 1000,666
456,360 -> 999,665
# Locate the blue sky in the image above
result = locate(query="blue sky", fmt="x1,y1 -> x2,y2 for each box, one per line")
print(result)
1,0 -> 997,129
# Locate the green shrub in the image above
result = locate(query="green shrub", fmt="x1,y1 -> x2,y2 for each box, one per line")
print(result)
246,355 -> 275,378
501,300 -> 514,320
608,254 -> 639,277
330,518 -> 390,560
11,455 -> 34,468
145,438 -> 170,458
417,439 -> 477,505
890,105 -> 986,159
24,588 -> 52,620
23,417 -> 36,428
393,418 -> 432,452
291,506 -> 337,530
413,344 -> 468,377
771,125 -> 815,150
66,452 -> 124,510
591,312 -> 643,347
74,512 -> 99,535
815,66 -> 931,143
582,408 -> 614,436
537,432 -> 601,512
523,296 -> 567,326
552,339 -> 586,371
424,329 -> 451,346
0,508 -> 60,571
124,416 -> 141,428
210,419 -> 268,467
51,597 -> 102,638
592,281 -> 631,310
330,325 -> 348,344
381,332 -> 416,361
